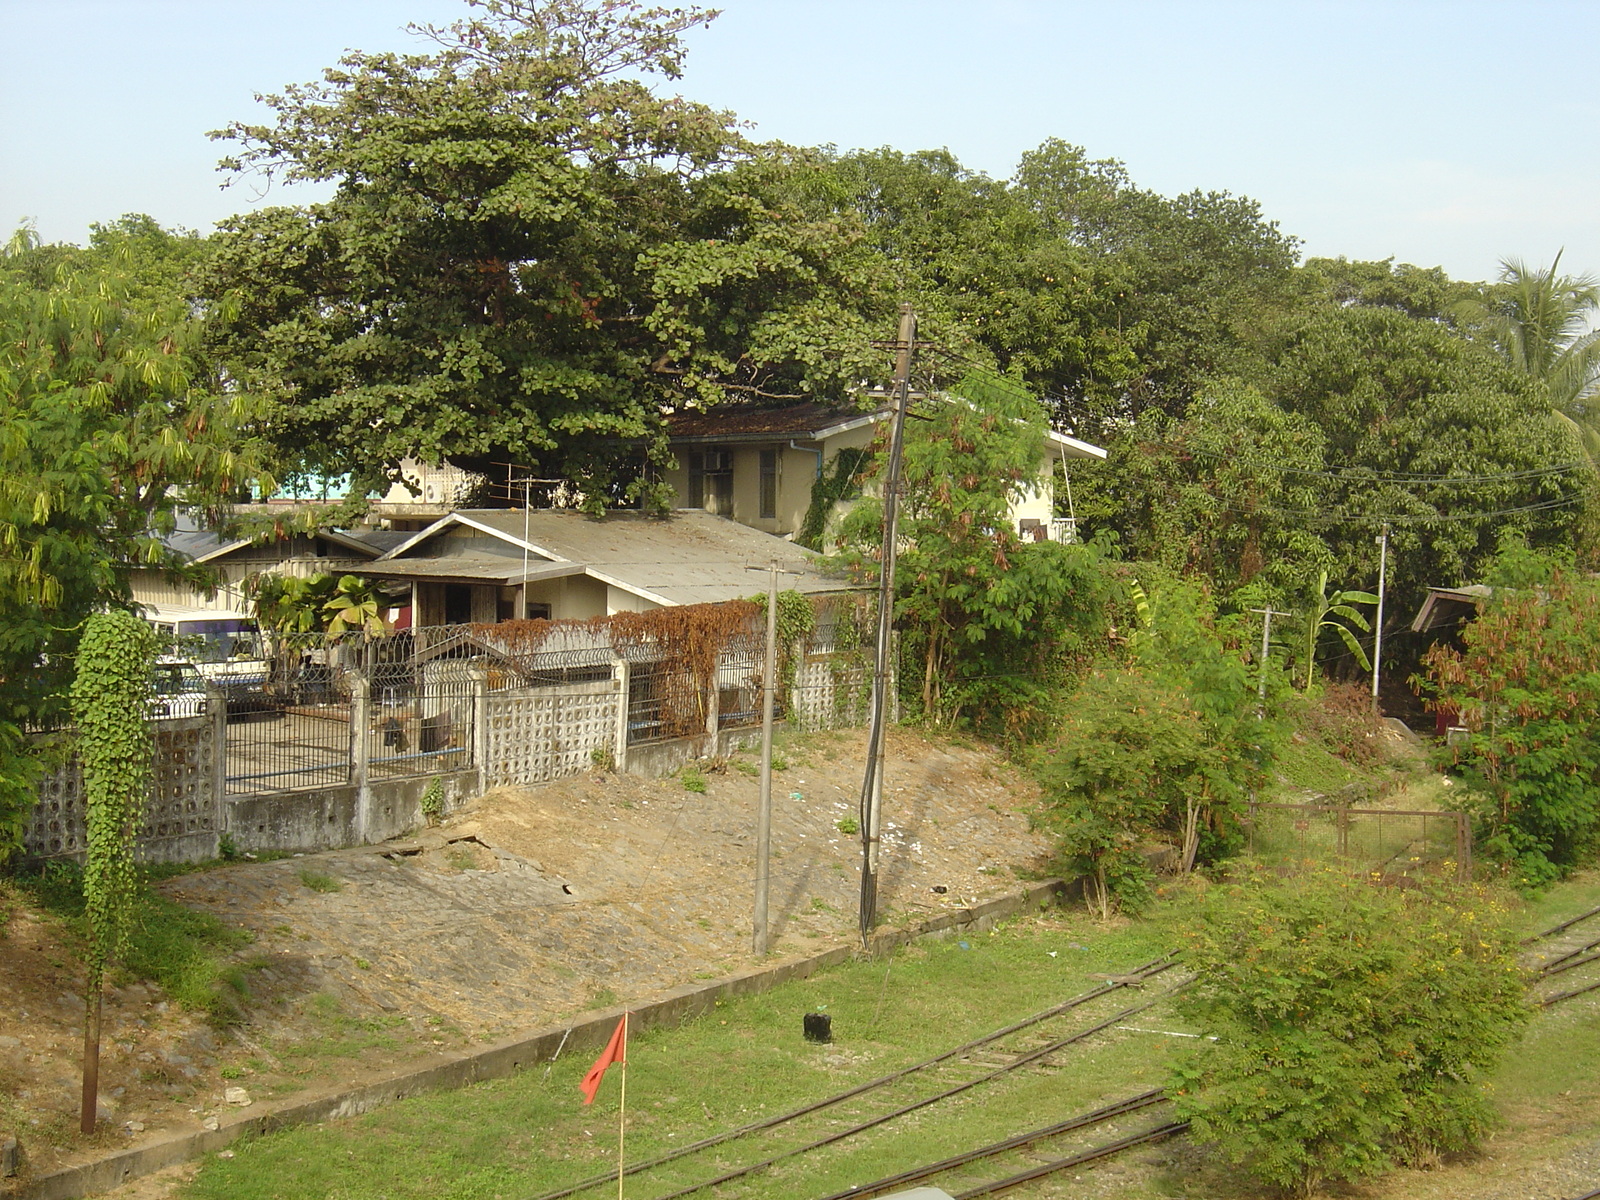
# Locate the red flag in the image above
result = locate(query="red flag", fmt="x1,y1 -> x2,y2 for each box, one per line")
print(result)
579,1014 -> 627,1105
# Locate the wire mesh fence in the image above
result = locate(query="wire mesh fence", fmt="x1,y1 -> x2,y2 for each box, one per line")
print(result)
1242,802 -> 1471,884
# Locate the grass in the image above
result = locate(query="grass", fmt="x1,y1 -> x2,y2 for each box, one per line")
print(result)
298,867 -> 343,893
12,860 -> 256,1024
179,914 -> 1173,1200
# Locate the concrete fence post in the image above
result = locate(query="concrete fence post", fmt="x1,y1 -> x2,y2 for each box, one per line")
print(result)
210,697 -> 228,845
612,656 -> 630,773
472,664 -> 491,794
351,672 -> 370,843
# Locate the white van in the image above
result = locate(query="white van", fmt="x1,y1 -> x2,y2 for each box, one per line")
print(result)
141,605 -> 269,704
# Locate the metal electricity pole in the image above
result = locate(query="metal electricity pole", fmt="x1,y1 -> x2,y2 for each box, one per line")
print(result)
1371,522 -> 1390,714
753,561 -> 777,955
1249,607 -> 1291,717
858,303 -> 916,941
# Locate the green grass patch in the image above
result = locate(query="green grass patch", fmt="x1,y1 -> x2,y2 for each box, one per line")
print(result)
11,860 -> 255,1023
1269,733 -> 1367,799
179,915 -> 1173,1200
298,867 -> 343,893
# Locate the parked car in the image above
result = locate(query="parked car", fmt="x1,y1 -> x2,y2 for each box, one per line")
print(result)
141,605 -> 269,714
149,661 -> 211,719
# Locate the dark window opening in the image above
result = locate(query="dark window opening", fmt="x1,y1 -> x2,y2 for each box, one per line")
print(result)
688,450 -> 734,515
444,584 -> 473,625
759,449 -> 778,519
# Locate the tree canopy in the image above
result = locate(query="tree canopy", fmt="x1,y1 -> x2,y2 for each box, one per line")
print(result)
202,0 -> 890,507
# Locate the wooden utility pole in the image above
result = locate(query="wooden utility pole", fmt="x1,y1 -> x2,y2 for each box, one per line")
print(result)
1371,523 -> 1390,714
753,561 -> 777,955
858,303 -> 916,940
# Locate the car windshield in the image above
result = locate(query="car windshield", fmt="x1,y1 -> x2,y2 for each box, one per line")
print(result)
169,620 -> 263,664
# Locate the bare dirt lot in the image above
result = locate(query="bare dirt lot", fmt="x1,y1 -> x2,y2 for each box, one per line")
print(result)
0,726 -> 1053,1187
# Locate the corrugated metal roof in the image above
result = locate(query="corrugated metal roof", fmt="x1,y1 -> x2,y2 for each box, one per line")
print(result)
664,402 -> 872,441
663,399 -> 1107,459
382,509 -> 857,606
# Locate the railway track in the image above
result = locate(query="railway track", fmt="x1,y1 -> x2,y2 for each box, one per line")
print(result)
813,1089 -> 1181,1200
1526,901 -> 1600,1007
530,952 -> 1186,1200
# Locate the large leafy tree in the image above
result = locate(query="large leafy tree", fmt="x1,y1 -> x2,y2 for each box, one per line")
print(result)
0,222 -> 265,860
203,0 -> 888,508
835,374 -> 1112,738
1073,259 -> 1593,656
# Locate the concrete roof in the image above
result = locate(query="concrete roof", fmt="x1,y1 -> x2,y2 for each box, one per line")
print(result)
379,509 -> 858,607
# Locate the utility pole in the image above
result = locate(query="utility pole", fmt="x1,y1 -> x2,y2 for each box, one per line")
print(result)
858,303 -> 916,941
753,561 -> 777,956
1249,607 -> 1291,717
1372,522 -> 1390,714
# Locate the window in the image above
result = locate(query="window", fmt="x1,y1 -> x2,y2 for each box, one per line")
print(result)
759,449 -> 778,519
688,450 -> 734,514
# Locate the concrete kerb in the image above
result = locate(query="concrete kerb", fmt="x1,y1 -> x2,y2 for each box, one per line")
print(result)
6,878 -> 1074,1200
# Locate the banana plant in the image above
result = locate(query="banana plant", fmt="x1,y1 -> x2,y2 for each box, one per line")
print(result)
1301,569 -> 1379,691
324,574 -> 391,637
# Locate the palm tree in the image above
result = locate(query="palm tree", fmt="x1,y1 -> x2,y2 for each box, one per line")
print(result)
1458,252 -> 1600,464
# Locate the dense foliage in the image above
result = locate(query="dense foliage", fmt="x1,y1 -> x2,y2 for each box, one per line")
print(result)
201,0 -> 889,508
0,221 -> 269,860
1034,579 -> 1280,916
1421,543 -> 1600,891
834,375 -> 1114,739
1171,869 -> 1530,1196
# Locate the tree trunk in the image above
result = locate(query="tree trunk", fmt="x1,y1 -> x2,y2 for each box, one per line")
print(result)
80,977 -> 101,1134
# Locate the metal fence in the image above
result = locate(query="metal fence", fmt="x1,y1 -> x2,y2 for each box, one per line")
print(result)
1243,802 -> 1471,884
224,633 -> 358,795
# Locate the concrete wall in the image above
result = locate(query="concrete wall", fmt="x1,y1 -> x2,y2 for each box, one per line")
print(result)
225,770 -> 479,855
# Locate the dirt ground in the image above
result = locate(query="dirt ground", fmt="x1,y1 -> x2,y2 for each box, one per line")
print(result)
0,726 -> 1053,1188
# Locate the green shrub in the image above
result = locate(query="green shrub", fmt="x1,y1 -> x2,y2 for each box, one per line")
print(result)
14,861 -> 255,1024
1035,580 -> 1280,916
419,778 -> 444,823
1169,868 -> 1530,1196
681,765 -> 708,794
298,868 -> 342,893
1422,561 -> 1600,890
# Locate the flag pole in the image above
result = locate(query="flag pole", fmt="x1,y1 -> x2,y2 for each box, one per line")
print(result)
616,1011 -> 628,1200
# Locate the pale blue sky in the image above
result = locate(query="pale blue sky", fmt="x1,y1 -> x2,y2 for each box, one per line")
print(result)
3,0 -> 1596,285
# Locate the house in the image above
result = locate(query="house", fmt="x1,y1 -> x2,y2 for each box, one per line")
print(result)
356,508 -> 858,627
660,399 -> 1107,543
130,527 -> 410,615
1410,584 -> 1494,635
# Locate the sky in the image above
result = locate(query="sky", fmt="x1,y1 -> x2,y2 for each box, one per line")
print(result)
3,0 -> 1598,287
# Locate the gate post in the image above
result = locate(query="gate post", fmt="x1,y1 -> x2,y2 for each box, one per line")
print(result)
612,656 -> 630,773
351,672 -> 370,843
472,663 -> 490,794
211,694 -> 228,840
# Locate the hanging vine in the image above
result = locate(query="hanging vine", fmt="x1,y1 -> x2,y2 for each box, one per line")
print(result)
750,588 -> 817,700
70,608 -> 154,1131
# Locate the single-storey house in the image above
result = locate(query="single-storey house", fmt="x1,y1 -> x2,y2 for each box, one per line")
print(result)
130,528 -> 409,615
357,508 -> 858,626
660,399 -> 1106,543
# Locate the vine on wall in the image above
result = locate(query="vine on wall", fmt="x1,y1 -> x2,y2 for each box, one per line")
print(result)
70,608 -> 155,1131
